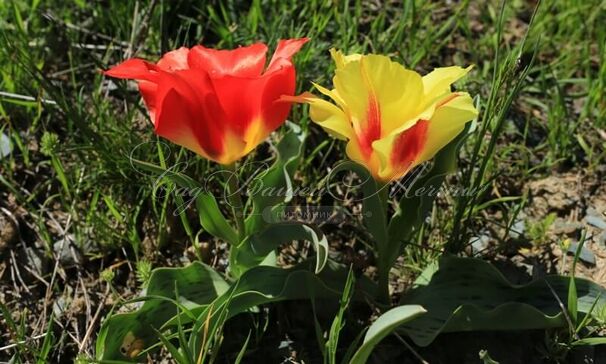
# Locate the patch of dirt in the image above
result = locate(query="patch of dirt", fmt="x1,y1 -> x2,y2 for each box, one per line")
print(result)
526,173 -> 588,218
0,210 -> 18,254
466,170 -> 606,287
523,171 -> 606,284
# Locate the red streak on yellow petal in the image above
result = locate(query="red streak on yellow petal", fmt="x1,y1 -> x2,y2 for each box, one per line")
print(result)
357,94 -> 381,159
390,119 -> 429,171
437,93 -> 460,108
387,93 -> 458,170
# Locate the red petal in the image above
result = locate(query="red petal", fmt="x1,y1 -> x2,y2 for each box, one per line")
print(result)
187,43 -> 268,77
137,80 -> 157,120
266,38 -> 309,73
259,67 -> 296,131
105,59 -> 161,120
390,120 -> 429,171
154,69 -> 227,160
104,59 -> 159,81
157,47 -> 190,71
205,38 -> 307,137
211,64 -> 295,137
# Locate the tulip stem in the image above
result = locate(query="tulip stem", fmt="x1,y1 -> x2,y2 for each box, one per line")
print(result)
377,265 -> 391,304
376,183 -> 391,305
224,163 -> 246,241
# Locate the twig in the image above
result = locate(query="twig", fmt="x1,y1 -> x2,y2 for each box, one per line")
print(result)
79,275 -> 92,328
9,250 -> 30,293
49,63 -> 95,78
0,91 -> 56,105
21,264 -> 49,288
79,284 -> 111,353
0,333 -> 48,352
41,213 -> 72,336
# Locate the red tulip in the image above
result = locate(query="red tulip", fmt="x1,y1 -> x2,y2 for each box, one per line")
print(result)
105,38 -> 309,164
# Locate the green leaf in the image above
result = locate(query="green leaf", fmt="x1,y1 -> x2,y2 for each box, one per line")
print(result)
398,257 -> 606,347
50,155 -> 71,198
571,337 -> 606,346
234,331 -> 252,364
36,315 -> 55,364
12,2 -> 25,33
98,260 -> 376,362
568,232 -> 587,327
230,222 -> 329,277
326,268 -> 355,364
329,160 -> 389,300
96,262 -> 229,361
387,131 -> 468,266
187,260 -> 377,354
151,326 -> 190,364
130,158 -> 238,245
244,122 -> 305,234
130,158 -> 199,189
202,260 -> 366,320
195,192 -> 238,245
349,305 -> 427,364
329,161 -> 388,248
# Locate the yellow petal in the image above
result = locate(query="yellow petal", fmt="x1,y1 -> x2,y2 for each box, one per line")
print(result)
422,65 -> 473,101
372,134 -> 400,181
242,117 -> 269,156
312,82 -> 346,109
216,117 -> 281,164
283,93 -> 353,140
345,139 -> 382,180
332,54 -> 424,137
372,93 -> 477,181
218,129 -> 248,164
372,120 -> 428,182
415,92 -> 478,164
330,48 -> 362,69
309,100 -> 353,140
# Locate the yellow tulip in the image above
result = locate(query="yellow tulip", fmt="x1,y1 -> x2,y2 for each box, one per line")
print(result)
285,49 -> 479,182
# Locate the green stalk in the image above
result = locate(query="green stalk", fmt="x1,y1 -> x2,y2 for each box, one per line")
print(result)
224,163 -> 246,241
375,183 -> 391,304
377,259 -> 391,305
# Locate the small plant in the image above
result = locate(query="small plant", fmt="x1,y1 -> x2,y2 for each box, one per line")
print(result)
103,39 -> 332,281
39,131 -> 59,157
313,267 -> 356,364
135,260 -> 153,287
290,49 -> 478,302
556,233 -> 606,357
100,267 -> 115,284
527,212 -> 557,245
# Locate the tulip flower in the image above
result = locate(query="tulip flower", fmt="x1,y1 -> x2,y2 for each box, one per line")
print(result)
285,49 -> 478,182
105,38 -> 309,165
